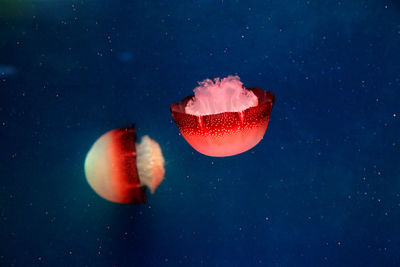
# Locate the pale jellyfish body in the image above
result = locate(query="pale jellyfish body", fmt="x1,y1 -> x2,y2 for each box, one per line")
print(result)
84,125 -> 165,204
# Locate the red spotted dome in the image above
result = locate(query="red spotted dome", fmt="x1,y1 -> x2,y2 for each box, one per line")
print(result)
171,83 -> 275,157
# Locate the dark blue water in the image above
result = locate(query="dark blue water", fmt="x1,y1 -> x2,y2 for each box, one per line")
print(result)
1,0 -> 400,266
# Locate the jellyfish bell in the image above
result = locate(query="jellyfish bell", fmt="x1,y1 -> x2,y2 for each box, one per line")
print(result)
84,125 -> 165,204
170,75 -> 275,157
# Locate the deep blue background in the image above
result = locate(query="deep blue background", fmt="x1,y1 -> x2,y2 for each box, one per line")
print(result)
1,0 -> 400,266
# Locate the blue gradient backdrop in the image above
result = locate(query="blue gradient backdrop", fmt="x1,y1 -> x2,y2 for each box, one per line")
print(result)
1,0 -> 400,266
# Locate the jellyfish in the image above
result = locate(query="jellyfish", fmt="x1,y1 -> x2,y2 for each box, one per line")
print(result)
84,125 -> 165,204
170,75 -> 275,157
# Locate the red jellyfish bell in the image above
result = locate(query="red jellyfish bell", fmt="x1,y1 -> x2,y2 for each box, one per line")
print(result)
84,125 -> 165,204
171,75 -> 275,157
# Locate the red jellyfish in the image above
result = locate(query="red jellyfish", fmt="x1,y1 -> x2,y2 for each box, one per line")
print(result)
171,75 -> 275,157
84,125 -> 165,204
